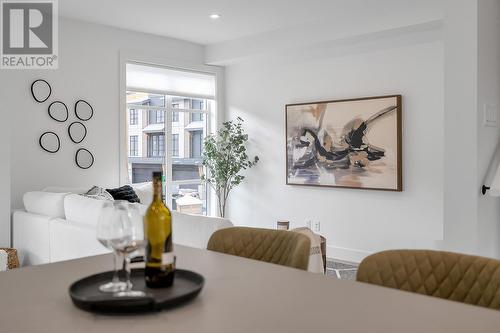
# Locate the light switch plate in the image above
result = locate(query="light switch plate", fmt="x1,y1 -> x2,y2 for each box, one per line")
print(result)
484,103 -> 497,127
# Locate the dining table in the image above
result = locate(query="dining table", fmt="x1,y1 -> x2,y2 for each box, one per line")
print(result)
1,245 -> 500,332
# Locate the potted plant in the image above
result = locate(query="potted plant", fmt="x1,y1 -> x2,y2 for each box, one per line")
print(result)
201,117 -> 259,217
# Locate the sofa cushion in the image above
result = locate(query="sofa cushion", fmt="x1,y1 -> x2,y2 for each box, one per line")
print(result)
64,194 -> 108,227
130,182 -> 153,206
23,191 -> 67,218
80,186 -> 114,201
106,185 -> 140,203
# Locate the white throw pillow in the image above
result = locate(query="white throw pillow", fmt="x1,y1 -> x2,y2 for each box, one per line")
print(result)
23,191 -> 68,218
64,194 -> 108,227
130,182 -> 153,206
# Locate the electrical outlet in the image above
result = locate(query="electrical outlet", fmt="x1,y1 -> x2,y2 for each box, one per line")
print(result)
313,220 -> 321,232
305,219 -> 312,229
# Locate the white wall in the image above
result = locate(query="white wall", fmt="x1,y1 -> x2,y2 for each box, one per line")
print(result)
1,19 -> 204,232
441,0 -> 479,255
0,96 -> 10,247
225,35 -> 445,261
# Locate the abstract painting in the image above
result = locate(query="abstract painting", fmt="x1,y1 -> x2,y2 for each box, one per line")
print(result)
286,95 -> 402,191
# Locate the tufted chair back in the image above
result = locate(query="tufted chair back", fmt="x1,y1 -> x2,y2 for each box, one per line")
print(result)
357,249 -> 500,310
207,227 -> 311,270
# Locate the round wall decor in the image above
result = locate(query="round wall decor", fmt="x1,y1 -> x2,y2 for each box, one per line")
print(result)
75,100 -> 94,121
31,79 -> 52,103
75,148 -> 94,169
48,101 -> 69,122
39,132 -> 60,153
68,121 -> 87,144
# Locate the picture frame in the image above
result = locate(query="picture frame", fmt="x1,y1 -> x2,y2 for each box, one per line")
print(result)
285,95 -> 402,191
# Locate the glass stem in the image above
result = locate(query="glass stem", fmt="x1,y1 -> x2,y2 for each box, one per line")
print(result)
123,255 -> 132,291
111,252 -> 120,283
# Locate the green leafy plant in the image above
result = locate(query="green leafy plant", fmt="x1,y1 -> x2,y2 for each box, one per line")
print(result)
201,117 -> 259,217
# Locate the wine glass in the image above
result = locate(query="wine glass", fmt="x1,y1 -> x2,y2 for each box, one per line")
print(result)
96,201 -> 127,293
108,202 -> 147,297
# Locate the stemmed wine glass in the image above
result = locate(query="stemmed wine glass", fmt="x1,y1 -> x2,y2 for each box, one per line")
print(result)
96,200 -> 127,293
108,201 -> 147,297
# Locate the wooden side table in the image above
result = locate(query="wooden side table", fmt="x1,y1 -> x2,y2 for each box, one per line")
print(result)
0,248 -> 20,271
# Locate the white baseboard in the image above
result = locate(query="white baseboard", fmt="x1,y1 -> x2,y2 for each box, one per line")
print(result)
326,245 -> 372,263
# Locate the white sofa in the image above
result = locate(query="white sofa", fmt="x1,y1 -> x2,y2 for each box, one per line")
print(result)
13,187 -> 233,266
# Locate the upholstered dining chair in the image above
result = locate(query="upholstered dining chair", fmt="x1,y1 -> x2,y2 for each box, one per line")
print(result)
207,227 -> 311,270
357,249 -> 500,310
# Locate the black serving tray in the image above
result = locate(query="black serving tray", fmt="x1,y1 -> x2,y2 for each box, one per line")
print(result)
69,269 -> 204,313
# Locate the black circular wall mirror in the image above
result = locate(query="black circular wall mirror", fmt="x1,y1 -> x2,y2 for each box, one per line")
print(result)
31,79 -> 52,103
39,132 -> 60,153
75,100 -> 93,121
48,101 -> 69,122
75,148 -> 94,169
68,121 -> 87,144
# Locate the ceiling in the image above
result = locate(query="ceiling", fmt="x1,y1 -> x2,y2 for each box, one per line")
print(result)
59,0 -> 444,46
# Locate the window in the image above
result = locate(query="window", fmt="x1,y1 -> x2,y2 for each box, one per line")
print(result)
172,134 -> 179,157
190,112 -> 203,122
148,133 -> 165,157
149,110 -> 164,124
125,62 -> 217,216
129,109 -> 138,125
129,135 -> 138,156
190,131 -> 203,158
191,99 -> 205,110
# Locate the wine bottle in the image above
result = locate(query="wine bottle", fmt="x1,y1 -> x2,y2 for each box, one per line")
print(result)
144,171 -> 175,288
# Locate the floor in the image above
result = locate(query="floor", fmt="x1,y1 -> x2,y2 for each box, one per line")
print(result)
325,258 -> 358,280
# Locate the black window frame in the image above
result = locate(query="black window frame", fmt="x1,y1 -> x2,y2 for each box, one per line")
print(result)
129,135 -> 138,156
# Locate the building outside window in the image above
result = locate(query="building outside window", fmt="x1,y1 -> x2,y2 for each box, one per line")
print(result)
173,111 -> 179,122
129,109 -> 138,125
172,134 -> 179,157
129,135 -> 138,156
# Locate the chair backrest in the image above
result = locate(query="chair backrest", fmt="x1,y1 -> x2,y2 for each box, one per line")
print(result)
357,249 -> 500,310
207,227 -> 311,270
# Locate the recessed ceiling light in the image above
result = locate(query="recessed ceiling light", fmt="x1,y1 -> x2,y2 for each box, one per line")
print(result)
210,13 -> 220,20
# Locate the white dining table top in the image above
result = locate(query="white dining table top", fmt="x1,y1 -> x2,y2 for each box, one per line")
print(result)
1,245 -> 500,333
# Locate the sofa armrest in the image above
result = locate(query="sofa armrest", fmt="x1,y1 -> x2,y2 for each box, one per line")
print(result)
49,219 -> 111,263
12,211 -> 51,266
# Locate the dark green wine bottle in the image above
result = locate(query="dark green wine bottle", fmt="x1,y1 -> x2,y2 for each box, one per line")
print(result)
145,171 -> 175,288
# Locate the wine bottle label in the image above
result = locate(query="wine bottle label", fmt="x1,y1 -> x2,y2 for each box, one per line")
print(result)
161,252 -> 175,265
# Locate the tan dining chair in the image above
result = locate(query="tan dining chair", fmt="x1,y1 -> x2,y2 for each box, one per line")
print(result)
357,249 -> 500,310
207,227 -> 311,270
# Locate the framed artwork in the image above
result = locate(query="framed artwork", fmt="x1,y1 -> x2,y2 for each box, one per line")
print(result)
285,95 -> 402,191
